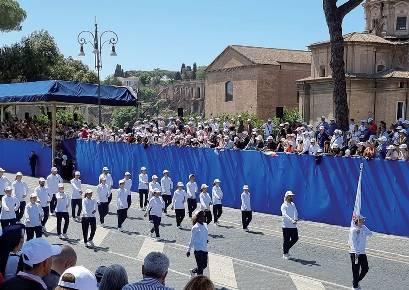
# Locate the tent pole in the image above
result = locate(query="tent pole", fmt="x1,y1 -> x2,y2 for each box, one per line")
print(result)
51,104 -> 57,168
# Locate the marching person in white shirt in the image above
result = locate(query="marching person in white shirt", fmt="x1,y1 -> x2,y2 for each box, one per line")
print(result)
138,167 -> 149,210
117,179 -> 128,232
34,177 -> 51,232
199,184 -> 212,224
171,182 -> 186,228
124,172 -> 132,209
148,175 -> 161,200
186,210 -> 209,276
24,193 -> 44,240
281,191 -> 299,260
70,171 -> 82,222
81,188 -> 97,247
211,179 -> 223,226
161,170 -> 174,214
241,185 -> 252,231
348,214 -> 373,290
99,167 -> 113,205
96,177 -> 110,226
145,188 -> 164,240
0,168 -> 11,210
0,186 -> 19,228
11,172 -> 29,221
186,174 -> 198,218
46,167 -> 63,215
55,183 -> 70,239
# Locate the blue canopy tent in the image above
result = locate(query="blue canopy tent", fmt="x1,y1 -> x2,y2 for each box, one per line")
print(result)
0,80 -> 137,164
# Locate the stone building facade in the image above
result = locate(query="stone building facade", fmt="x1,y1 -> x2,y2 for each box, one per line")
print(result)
297,0 -> 409,125
204,45 -> 311,120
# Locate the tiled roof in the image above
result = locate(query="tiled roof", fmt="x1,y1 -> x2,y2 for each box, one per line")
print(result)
310,32 -> 395,46
230,45 -> 312,64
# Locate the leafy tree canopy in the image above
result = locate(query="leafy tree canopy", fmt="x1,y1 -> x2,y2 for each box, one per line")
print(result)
0,0 -> 26,32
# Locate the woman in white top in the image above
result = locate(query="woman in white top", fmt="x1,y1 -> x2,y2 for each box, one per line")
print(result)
0,186 -> 19,228
55,184 -> 70,239
186,174 -> 198,218
11,172 -> 28,221
186,210 -> 209,276
0,223 -> 24,280
161,170 -> 174,214
199,184 -> 212,224
148,175 -> 161,200
70,171 -> 83,222
81,188 -> 97,247
24,193 -> 44,240
138,167 -> 149,210
96,177 -> 110,226
117,180 -> 128,232
171,182 -> 186,228
240,185 -> 252,231
211,179 -> 223,226
281,191 -> 299,259
145,188 -> 164,239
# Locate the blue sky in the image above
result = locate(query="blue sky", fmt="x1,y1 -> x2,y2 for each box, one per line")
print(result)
2,0 -> 365,78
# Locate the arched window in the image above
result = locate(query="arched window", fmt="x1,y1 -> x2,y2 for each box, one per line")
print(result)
225,81 -> 233,102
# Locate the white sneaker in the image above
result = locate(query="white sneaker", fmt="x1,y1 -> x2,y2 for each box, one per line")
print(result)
59,234 -> 64,239
85,242 -> 91,247
117,227 -> 122,232
88,240 -> 94,247
177,225 -> 182,229
63,234 -> 68,239
189,269 -> 196,277
283,254 -> 289,260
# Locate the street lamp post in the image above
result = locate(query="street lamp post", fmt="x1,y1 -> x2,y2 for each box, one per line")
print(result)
77,19 -> 118,126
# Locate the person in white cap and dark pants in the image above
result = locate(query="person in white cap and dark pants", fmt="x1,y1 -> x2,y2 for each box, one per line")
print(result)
117,179 -> 128,232
349,214 -> 373,290
241,185 -> 252,231
55,184 -> 70,239
212,179 -> 223,225
186,210 -> 209,276
11,172 -> 29,221
172,182 -> 186,228
24,192 -> 44,240
47,167 -> 63,216
99,167 -> 113,206
199,184 -> 212,224
145,188 -> 164,239
81,188 -> 97,247
34,177 -> 51,232
161,169 -> 173,214
0,168 -> 11,211
123,172 -> 132,209
0,186 -> 19,228
281,190 -> 299,259
138,167 -> 149,210
96,177 -> 110,226
70,171 -> 82,222
186,174 -> 198,218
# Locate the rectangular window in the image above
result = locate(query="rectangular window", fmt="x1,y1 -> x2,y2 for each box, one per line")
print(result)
276,106 -> 284,119
396,101 -> 405,120
396,17 -> 407,31
225,81 -> 233,102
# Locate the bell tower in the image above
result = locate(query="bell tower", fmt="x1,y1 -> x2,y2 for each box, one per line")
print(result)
364,0 -> 409,39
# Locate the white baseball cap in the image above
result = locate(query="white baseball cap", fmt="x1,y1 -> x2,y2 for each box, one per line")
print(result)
30,192 -> 38,198
5,186 -> 12,191
39,177 -> 46,182
58,266 -> 98,290
75,171 -> 81,176
119,179 -> 125,185
163,169 -> 169,174
177,182 -> 184,187
284,190 -> 295,197
154,188 -> 161,193
141,167 -> 147,171
213,179 -> 221,183
58,183 -> 64,188
0,168 -> 5,172
201,184 -> 208,190
21,238 -> 61,267
188,174 -> 195,179
51,167 -> 58,172
243,185 -> 249,190
125,171 -> 131,176
16,172 -> 23,176
102,167 -> 109,171
152,175 -> 158,179
85,188 -> 93,194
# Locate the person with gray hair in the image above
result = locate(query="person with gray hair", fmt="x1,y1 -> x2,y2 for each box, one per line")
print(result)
99,264 -> 128,290
122,251 -> 173,290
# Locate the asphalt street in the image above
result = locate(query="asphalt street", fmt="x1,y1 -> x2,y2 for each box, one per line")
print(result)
4,173 -> 409,290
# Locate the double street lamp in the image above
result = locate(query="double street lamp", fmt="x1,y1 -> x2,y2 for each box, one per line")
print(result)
77,20 -> 118,126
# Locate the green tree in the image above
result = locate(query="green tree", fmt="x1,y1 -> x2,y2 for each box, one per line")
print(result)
114,64 -> 124,77
50,57 -> 98,83
192,62 -> 197,80
196,66 -> 207,79
103,75 -> 122,86
282,107 -> 302,124
140,73 -> 151,85
0,0 -> 26,32
138,87 -> 157,102
111,107 -> 137,128
174,71 -> 182,81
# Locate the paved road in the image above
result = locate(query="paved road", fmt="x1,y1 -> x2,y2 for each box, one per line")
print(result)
4,173 -> 409,290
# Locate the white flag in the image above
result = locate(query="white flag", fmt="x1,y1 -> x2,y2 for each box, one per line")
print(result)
353,163 -> 364,218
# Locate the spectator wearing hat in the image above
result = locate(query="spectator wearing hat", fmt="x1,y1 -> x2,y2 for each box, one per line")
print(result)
281,191 -> 299,260
186,174 -> 198,218
117,180 -> 128,232
99,167 -> 113,206
348,214 -> 373,290
35,178 -> 51,232
55,265 -> 97,290
81,189 -> 97,247
161,170 -> 174,214
385,145 -> 398,160
46,167 -> 63,216
398,144 -> 408,160
138,167 -> 149,210
263,119 -> 274,140
0,238 -> 61,290
145,189 -> 164,240
0,168 -> 11,210
123,172 -> 133,209
0,224 -> 24,280
316,126 -> 329,148
0,186 -> 19,228
187,210 -> 209,276
240,185 -> 253,231
25,193 -> 44,240
96,177 -> 110,227
99,264 -> 128,290
70,171 -> 82,222
43,245 -> 77,290
211,179 -> 223,226
308,139 -> 320,155
199,184 -> 212,225
171,182 -> 187,228
11,172 -> 28,221
29,151 -> 39,177
55,184 -> 70,239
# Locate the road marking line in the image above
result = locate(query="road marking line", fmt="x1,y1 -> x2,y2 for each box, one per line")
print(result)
290,274 -> 326,290
94,226 -> 110,246
45,216 -> 57,232
209,253 -> 238,289
137,238 -> 164,260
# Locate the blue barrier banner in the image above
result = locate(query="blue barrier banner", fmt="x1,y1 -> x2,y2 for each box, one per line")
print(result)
75,140 -> 409,236
0,139 -> 52,178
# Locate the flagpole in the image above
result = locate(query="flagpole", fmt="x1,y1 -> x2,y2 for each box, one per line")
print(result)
352,162 -> 364,218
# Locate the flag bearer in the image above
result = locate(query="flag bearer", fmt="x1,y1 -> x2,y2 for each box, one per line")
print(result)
171,182 -> 186,228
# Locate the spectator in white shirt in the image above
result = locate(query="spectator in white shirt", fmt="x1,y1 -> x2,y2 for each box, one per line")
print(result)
138,167 -> 149,210
99,167 -> 113,205
11,172 -> 28,221
385,145 -> 398,160
330,130 -> 344,150
348,214 -> 373,290
145,188 -> 164,239
241,185 -> 252,231
211,179 -> 223,226
281,191 -> 299,260
55,184 -> 70,239
81,189 -> 97,247
47,167 -> 63,215
398,144 -> 408,160
70,171 -> 82,222
161,170 -> 174,214
117,180 -> 128,232
171,182 -> 186,228
199,184 -> 212,224
96,177 -> 110,226
0,168 -> 11,207
0,186 -> 19,228
308,139 -> 320,155
186,174 -> 198,218
24,193 -> 44,240
34,177 -> 50,232
123,172 -> 132,209
186,210 -> 209,276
